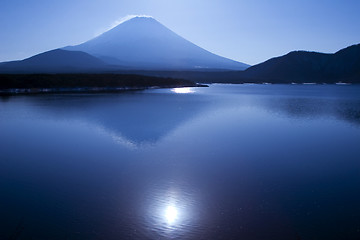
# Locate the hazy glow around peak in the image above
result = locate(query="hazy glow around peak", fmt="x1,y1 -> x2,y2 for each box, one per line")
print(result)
94,15 -> 154,36
111,15 -> 153,28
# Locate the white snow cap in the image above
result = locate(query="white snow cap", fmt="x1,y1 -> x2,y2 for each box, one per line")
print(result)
112,15 -> 154,27
94,15 -> 154,37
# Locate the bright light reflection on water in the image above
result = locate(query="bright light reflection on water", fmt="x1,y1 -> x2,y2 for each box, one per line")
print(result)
165,205 -> 178,224
171,87 -> 195,94
143,186 -> 200,239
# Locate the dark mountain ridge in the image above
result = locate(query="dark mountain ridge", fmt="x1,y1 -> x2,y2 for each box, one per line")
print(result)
241,44 -> 360,83
0,49 -> 107,73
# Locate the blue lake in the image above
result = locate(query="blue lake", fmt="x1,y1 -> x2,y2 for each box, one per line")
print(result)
1,84 -> 360,240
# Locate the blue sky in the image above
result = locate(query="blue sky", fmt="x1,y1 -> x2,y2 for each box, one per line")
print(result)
1,0 -> 359,65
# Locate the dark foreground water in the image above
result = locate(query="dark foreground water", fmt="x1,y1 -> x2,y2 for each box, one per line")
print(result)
1,84 -> 360,240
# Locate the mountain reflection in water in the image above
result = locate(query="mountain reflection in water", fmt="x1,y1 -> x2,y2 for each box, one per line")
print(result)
0,84 -> 360,240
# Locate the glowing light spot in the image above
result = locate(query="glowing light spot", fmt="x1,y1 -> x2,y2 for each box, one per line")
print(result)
165,205 -> 178,224
171,88 -> 194,94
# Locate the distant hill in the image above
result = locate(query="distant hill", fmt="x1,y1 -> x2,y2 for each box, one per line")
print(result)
241,44 -> 360,83
64,16 -> 249,71
0,49 -> 107,73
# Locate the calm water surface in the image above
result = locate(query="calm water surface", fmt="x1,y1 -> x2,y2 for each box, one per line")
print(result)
1,84 -> 360,240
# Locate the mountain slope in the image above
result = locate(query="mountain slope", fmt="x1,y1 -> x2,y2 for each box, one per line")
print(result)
64,16 -> 249,70
0,49 -> 106,73
242,44 -> 360,83
323,44 -> 360,79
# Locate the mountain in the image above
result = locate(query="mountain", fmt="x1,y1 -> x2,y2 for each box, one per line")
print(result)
63,16 -> 249,70
0,15 -> 358,83
0,49 -> 106,73
241,44 -> 360,83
